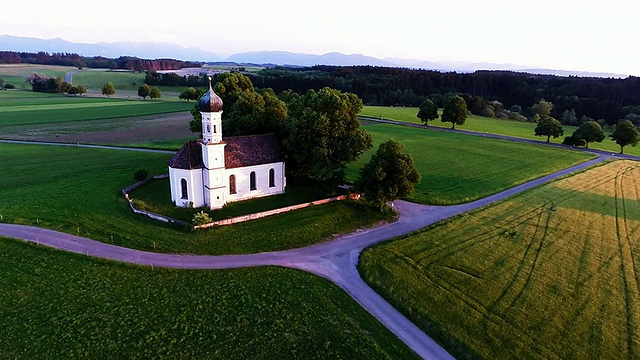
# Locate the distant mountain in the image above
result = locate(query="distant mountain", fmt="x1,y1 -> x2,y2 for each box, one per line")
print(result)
0,35 -> 629,78
227,51 -> 395,67
0,35 -> 222,62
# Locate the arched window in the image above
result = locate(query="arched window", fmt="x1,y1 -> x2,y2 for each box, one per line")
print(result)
214,125 -> 217,133
250,171 -> 257,190
269,168 -> 275,188
229,175 -> 237,194
180,178 -> 188,199
206,125 -> 210,133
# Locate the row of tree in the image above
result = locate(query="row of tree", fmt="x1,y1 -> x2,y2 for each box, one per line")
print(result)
28,74 -> 87,95
189,72 -> 420,209
0,51 -> 202,71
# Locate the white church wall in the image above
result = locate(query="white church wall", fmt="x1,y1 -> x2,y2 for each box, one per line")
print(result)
169,167 -> 205,208
224,162 -> 285,203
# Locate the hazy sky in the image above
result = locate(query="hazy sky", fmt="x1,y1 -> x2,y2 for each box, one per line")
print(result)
2,0 -> 638,75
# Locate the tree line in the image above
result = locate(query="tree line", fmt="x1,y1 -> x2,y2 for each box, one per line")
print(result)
245,66 -> 640,126
0,51 -> 202,71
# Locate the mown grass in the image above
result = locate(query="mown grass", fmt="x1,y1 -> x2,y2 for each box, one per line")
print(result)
131,179 -> 346,222
359,160 -> 640,359
346,123 -> 594,204
0,64 -> 75,78
0,91 -> 192,127
0,143 -> 391,255
360,105 -> 640,156
70,69 -> 189,95
0,238 -> 417,359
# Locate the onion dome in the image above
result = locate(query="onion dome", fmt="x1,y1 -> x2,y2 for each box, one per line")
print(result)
198,77 -> 223,112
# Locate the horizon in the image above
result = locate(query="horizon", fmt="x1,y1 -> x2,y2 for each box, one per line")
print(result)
2,0 -> 639,76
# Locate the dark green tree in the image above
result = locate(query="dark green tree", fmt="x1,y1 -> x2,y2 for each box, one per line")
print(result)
417,98 -> 438,125
610,119 -> 639,154
75,85 -> 87,95
138,84 -> 151,99
101,81 -> 115,96
355,139 -> 421,212
225,88 -> 287,136
531,99 -> 553,119
284,88 -> 372,188
149,87 -> 161,99
441,95 -> 468,129
179,87 -> 198,101
534,117 -> 564,142
0,77 -> 4,89
572,120 -> 605,148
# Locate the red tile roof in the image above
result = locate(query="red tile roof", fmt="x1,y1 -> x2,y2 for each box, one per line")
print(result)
168,134 -> 283,170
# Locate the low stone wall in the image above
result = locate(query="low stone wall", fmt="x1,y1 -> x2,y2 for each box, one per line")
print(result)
123,175 -> 360,230
122,174 -> 190,228
194,193 -> 360,229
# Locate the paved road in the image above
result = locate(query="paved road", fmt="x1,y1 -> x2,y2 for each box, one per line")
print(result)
0,154 -> 608,359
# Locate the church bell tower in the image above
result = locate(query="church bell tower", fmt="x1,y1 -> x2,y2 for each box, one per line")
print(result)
198,77 -> 226,209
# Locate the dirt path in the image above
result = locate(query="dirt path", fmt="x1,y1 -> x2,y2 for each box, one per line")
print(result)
0,153 -> 609,359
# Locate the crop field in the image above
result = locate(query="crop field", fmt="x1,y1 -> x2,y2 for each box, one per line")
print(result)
0,143 -> 390,255
360,160 -> 640,359
346,123 -> 593,204
0,91 -> 193,127
360,105 -> 640,156
0,238 -> 416,359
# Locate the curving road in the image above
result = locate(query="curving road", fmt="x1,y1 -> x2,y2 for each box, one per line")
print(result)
0,154 -> 609,359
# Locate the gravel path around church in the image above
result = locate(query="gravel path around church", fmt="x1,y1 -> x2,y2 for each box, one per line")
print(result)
0,154 -> 609,359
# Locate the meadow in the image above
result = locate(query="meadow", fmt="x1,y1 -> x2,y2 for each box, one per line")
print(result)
0,142 -> 390,255
0,238 -> 417,359
360,105 -> 640,156
0,91 -> 193,127
360,160 -> 640,359
346,123 -> 593,204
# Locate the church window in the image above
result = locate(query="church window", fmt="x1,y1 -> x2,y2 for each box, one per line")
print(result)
180,178 -> 188,199
229,175 -> 237,194
214,125 -> 217,133
269,168 -> 275,188
206,125 -> 210,133
250,171 -> 257,190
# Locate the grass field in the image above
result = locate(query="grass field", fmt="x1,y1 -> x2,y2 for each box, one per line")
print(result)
360,105 -> 640,156
70,69 -> 196,96
360,160 -> 640,359
0,64 -> 75,78
0,91 -> 193,127
0,143 -> 391,255
0,238 -> 417,359
346,123 -> 594,204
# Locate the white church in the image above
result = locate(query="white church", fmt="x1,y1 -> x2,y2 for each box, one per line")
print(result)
168,79 -> 286,209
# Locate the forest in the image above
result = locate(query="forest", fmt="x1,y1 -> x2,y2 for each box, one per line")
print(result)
0,51 -> 201,71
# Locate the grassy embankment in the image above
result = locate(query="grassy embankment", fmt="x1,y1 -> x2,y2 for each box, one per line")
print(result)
0,238 -> 418,359
345,123 -> 594,205
360,160 -> 640,359
360,105 -> 640,156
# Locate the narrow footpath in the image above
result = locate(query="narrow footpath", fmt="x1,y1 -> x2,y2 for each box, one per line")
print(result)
0,155 -> 608,360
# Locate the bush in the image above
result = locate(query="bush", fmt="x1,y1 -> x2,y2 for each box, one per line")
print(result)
192,210 -> 212,225
133,169 -> 149,181
4,83 -> 15,89
562,135 -> 586,147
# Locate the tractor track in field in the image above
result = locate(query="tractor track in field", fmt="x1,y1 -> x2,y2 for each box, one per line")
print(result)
0,135 -> 623,359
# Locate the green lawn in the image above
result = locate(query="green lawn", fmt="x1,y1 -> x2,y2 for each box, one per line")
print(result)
0,91 -> 193,127
0,143 -> 391,255
359,160 -> 640,359
360,105 -> 640,156
0,238 -> 417,359
0,64 -> 75,78
346,123 -> 594,204
70,69 -> 196,95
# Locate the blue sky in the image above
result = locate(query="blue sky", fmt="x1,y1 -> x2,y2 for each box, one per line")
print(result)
2,0 -> 638,75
